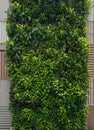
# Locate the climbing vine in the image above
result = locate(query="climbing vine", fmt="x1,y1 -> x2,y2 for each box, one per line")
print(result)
6,0 -> 90,129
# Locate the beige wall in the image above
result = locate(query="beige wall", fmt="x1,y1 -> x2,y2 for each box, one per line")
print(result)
0,0 -> 9,21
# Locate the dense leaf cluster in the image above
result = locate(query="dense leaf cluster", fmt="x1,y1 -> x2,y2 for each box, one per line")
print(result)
6,0 -> 90,130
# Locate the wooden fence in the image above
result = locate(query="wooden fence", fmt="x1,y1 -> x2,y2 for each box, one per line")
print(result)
0,49 -> 8,79
87,21 -> 94,44
0,21 -> 11,129
0,21 -> 7,44
87,20 -> 94,106
0,21 -> 8,79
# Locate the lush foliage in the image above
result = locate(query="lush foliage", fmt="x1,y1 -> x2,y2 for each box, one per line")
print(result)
6,0 -> 90,130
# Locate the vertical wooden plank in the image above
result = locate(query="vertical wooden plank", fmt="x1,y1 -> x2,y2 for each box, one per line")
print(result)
0,22 -> 1,44
4,52 -> 8,79
92,21 -> 94,44
0,51 -> 1,79
89,78 -> 91,105
1,51 -> 4,79
93,78 -> 94,104
88,78 -> 94,105
0,80 -> 11,129
0,50 -> 8,79
4,51 -> 8,79
88,21 -> 94,44
91,78 -> 93,105
0,21 -> 7,44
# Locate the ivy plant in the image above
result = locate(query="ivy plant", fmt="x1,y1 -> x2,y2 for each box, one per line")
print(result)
6,0 -> 90,130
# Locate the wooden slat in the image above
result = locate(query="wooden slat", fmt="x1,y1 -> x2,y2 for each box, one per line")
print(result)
0,51 -> 1,79
88,78 -> 94,105
0,21 -> 8,79
0,21 -> 7,44
0,108 -> 11,130
0,82 -> 11,130
0,50 -> 8,79
87,21 -> 94,44
0,21 -> 11,129
88,43 -> 94,77
88,42 -> 94,105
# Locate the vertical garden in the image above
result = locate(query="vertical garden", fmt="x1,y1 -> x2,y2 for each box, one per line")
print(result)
6,0 -> 90,130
